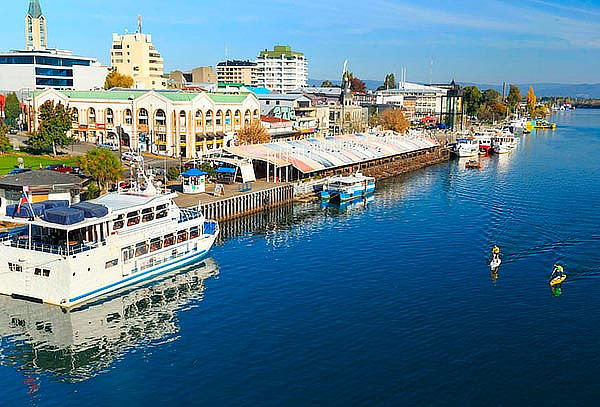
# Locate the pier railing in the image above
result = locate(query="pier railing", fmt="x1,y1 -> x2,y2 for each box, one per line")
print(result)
198,184 -> 294,221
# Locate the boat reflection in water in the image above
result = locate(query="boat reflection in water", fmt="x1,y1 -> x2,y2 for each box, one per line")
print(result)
0,258 -> 219,383
320,194 -> 374,213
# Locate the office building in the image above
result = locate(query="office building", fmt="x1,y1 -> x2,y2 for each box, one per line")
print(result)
216,60 -> 257,86
255,45 -> 308,93
110,18 -> 166,89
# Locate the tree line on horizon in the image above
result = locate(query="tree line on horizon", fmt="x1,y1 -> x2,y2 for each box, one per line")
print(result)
463,84 -> 548,121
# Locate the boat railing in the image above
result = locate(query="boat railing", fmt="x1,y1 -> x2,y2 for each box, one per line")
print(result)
6,238 -> 100,255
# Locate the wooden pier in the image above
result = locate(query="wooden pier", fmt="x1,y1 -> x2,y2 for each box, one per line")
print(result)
198,184 -> 294,221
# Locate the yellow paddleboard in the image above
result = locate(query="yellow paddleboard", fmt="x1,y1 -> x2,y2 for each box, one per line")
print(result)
549,274 -> 567,287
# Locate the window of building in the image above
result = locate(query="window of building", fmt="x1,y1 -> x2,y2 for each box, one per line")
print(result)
106,108 -> 114,125
138,108 -> 148,125
155,109 -> 166,126
35,67 -> 73,77
125,109 -> 132,125
88,108 -> 96,124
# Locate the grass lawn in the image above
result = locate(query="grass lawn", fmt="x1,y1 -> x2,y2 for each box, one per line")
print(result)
0,153 -> 78,175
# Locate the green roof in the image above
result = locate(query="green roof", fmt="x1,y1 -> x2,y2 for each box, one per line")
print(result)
259,45 -> 304,58
27,0 -> 43,18
33,90 -> 253,104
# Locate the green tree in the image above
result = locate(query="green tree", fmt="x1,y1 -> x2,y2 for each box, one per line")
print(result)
463,86 -> 482,116
4,93 -> 20,127
104,71 -> 134,89
482,88 -> 502,104
78,148 -> 122,192
531,105 -> 548,119
27,101 -> 74,156
507,85 -> 522,110
377,73 -> 397,91
167,166 -> 180,181
527,86 -> 537,114
0,121 -> 11,153
478,102 -> 507,123
320,80 -> 336,87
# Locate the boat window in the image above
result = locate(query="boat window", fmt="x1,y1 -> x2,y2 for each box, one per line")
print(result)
190,226 -> 199,239
35,267 -> 50,277
142,208 -> 155,223
135,242 -> 149,257
164,234 -> 175,247
156,204 -> 168,219
177,230 -> 188,243
35,268 -> 41,276
127,211 -> 140,226
150,237 -> 162,252
105,259 -> 118,269
43,269 -> 50,277
113,215 -> 124,231
8,263 -> 23,272
122,246 -> 134,263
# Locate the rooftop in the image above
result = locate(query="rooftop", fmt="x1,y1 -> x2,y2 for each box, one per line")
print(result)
217,60 -> 257,67
0,170 -> 83,189
93,191 -> 175,213
259,45 -> 304,59
33,89 -> 254,104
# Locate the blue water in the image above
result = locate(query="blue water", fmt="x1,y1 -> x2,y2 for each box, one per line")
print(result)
1,110 -> 600,406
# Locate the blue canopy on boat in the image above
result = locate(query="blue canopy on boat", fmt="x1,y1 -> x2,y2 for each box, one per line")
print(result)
216,167 -> 236,174
71,202 -> 109,218
182,168 -> 208,177
45,207 -> 85,225
41,200 -> 69,210
5,203 -> 45,218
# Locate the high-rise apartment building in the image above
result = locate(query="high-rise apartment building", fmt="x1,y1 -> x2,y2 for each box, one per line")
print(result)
110,18 -> 166,89
25,0 -> 47,50
255,45 -> 308,93
216,60 -> 257,86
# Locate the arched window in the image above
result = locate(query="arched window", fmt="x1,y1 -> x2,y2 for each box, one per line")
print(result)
215,110 -> 223,129
244,110 -> 251,125
225,110 -> 232,130
72,108 -> 79,123
138,108 -> 148,125
155,109 -> 166,126
124,109 -> 132,125
234,110 -> 241,127
195,110 -> 204,130
106,108 -> 114,125
205,110 -> 213,130
253,109 -> 260,121
88,107 -> 96,124
179,111 -> 187,127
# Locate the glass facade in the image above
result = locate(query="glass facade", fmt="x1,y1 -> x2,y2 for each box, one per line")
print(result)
0,56 -> 35,64
36,78 -> 73,87
35,56 -> 90,67
35,67 -> 73,77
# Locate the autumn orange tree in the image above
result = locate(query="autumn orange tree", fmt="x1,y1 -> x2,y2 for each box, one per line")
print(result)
236,120 -> 271,145
379,109 -> 410,133
104,71 -> 134,89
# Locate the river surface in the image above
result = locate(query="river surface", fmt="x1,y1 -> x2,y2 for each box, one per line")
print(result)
1,110 -> 599,406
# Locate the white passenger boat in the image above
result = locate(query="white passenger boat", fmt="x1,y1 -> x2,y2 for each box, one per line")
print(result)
320,172 -> 375,202
492,133 -> 518,154
452,137 -> 480,157
0,173 -> 219,308
473,132 -> 493,155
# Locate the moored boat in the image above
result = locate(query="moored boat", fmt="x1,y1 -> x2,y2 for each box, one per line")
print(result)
452,137 -> 480,157
492,133 -> 517,154
320,172 -> 376,203
0,172 -> 219,308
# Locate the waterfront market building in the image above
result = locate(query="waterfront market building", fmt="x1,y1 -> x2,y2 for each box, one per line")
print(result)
30,89 -> 260,158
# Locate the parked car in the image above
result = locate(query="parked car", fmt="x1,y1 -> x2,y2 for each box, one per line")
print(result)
7,168 -> 32,175
98,143 -> 119,151
45,164 -> 80,174
122,152 -> 143,162
8,128 -> 18,135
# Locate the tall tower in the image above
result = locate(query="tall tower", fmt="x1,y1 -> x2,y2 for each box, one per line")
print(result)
25,0 -> 47,50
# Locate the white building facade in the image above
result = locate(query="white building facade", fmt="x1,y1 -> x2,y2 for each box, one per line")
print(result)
375,82 -> 448,118
31,89 -> 261,158
255,45 -> 308,93
0,50 -> 108,93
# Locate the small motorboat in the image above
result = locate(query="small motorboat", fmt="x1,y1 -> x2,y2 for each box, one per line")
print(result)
465,160 -> 482,169
490,257 -> 501,270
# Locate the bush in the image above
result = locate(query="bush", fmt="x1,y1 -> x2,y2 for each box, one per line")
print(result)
199,162 -> 216,177
167,166 -> 180,181
84,181 -> 101,200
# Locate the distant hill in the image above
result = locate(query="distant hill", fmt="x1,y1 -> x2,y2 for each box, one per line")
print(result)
308,79 -> 383,90
309,79 -> 600,98
460,83 -> 600,99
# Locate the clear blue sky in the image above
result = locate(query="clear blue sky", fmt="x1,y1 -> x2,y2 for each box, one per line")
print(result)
2,0 -> 599,84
